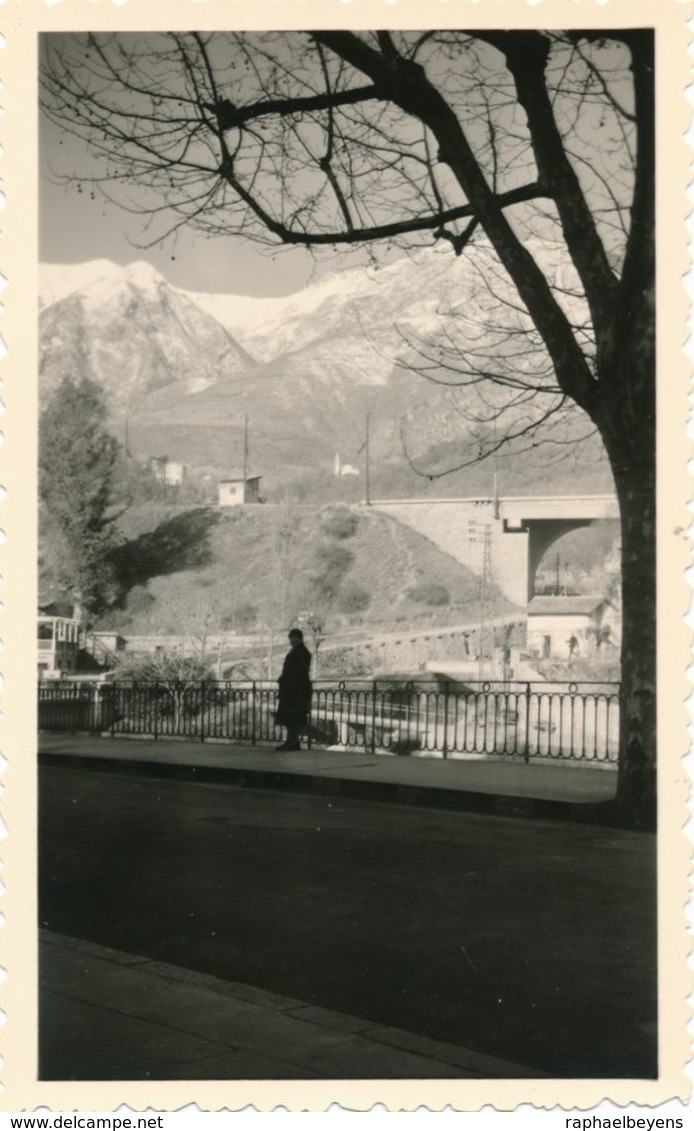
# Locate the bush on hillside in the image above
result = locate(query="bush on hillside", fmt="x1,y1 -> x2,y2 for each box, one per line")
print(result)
407,582 -> 450,607
320,506 -> 359,540
233,603 -> 259,631
338,582 -> 371,614
127,585 -> 156,615
314,543 -> 354,573
310,542 -> 355,597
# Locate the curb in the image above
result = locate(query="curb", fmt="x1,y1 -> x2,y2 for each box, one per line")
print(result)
41,931 -> 544,1079
39,749 -> 616,825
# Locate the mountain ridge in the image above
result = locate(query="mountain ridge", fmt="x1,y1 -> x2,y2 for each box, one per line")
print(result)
39,248 -> 611,499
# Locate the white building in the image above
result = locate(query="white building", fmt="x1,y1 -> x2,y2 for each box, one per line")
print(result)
83,630 -> 126,667
333,453 -> 360,478
218,472 -> 262,506
149,455 -> 185,486
164,461 -> 185,486
526,596 -> 620,660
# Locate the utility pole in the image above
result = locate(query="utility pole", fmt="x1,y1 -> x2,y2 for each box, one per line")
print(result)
242,414 -> 249,499
365,412 -> 371,506
478,524 -> 493,679
357,411 -> 372,504
124,414 -> 129,497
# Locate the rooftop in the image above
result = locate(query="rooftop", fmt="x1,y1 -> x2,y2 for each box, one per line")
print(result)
527,595 -> 611,617
220,470 -> 262,482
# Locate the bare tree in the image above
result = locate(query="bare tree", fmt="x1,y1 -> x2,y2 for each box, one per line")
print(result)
301,607 -> 328,678
116,593 -> 218,729
117,647 -> 213,732
41,29 -> 655,825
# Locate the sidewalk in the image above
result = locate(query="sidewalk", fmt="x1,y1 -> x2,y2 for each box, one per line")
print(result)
40,931 -> 541,1080
39,732 -> 617,822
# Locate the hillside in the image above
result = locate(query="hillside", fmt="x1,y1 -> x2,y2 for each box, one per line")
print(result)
101,502 -> 513,636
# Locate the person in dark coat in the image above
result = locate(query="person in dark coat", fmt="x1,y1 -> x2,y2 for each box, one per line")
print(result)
275,628 -> 312,751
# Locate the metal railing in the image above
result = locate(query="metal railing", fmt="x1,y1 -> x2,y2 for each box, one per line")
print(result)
38,677 -> 620,764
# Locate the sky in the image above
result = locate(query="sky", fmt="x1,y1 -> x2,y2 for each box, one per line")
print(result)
40,159 -> 337,299
39,29 -> 634,299
40,94 -> 374,298
37,29 -> 496,299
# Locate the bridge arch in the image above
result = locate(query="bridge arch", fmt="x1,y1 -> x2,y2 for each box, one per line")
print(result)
519,519 -> 593,602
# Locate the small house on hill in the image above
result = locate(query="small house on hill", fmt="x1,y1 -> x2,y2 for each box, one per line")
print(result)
526,595 -> 620,660
218,471 -> 263,507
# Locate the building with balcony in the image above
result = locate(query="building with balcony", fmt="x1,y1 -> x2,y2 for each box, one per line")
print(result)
38,615 -> 82,679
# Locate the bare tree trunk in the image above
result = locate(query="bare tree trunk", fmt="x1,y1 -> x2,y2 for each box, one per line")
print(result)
609,457 -> 656,828
599,218 -> 655,828
172,693 -> 182,734
600,341 -> 655,828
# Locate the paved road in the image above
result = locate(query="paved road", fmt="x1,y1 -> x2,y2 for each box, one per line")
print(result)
39,765 -> 656,1079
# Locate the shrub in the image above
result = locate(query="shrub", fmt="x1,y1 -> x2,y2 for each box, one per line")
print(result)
320,506 -> 358,540
314,542 -> 355,572
127,585 -> 155,614
233,603 -> 258,631
310,542 -> 355,597
338,581 -> 371,613
407,582 -> 450,607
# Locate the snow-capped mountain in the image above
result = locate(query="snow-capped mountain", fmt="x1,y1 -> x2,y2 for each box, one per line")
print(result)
38,246 -> 602,491
39,258 -> 121,308
180,240 -> 585,370
183,246 -> 481,371
40,260 -> 257,413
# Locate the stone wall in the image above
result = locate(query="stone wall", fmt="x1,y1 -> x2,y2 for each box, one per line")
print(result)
320,620 -> 526,678
371,500 -> 530,606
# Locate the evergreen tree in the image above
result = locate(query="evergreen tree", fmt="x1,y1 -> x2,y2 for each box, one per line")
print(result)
39,377 -> 121,616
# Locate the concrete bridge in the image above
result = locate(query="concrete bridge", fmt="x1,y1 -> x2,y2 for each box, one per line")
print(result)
370,495 -> 619,607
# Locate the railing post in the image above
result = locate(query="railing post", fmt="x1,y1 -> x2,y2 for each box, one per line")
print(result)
153,681 -> 158,741
442,686 -> 449,760
370,680 -> 378,755
199,680 -> 206,743
91,684 -> 99,733
524,682 -> 531,764
251,681 -> 257,746
111,683 -> 117,738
